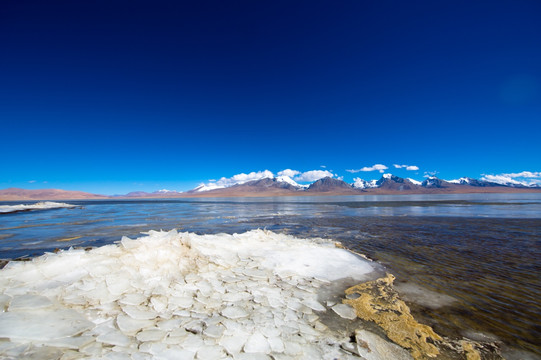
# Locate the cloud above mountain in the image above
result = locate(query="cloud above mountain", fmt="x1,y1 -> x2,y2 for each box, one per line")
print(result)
215,170 -> 274,187
481,171 -> 541,186
277,169 -> 301,178
346,164 -> 388,173
393,164 -> 419,171
203,168 -> 336,189
294,170 -> 334,182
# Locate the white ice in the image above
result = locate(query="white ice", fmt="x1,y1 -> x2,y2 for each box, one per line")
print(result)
0,229 -> 385,359
0,201 -> 76,214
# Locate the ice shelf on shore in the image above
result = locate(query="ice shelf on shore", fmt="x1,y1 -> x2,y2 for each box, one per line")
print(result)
0,229 -> 406,360
0,201 -> 77,214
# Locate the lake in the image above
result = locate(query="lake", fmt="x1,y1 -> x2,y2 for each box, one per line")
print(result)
1,193 -> 540,358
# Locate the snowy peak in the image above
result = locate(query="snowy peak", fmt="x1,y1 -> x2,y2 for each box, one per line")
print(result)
448,177 -> 471,185
421,177 -> 451,188
276,176 -> 308,189
377,174 -> 406,186
352,178 -> 378,189
375,174 -> 420,191
154,189 -> 182,194
407,178 -> 422,185
191,183 -> 225,193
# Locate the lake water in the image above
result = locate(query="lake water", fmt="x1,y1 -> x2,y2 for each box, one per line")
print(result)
1,193 -> 540,358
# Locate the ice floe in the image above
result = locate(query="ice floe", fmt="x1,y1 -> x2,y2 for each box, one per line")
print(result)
0,201 -> 77,214
0,229 -> 394,359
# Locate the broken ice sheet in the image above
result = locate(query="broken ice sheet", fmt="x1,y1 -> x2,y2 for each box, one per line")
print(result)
0,308 -> 94,340
0,229 -> 384,359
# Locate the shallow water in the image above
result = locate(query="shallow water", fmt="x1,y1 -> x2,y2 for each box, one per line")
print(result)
1,193 -> 540,357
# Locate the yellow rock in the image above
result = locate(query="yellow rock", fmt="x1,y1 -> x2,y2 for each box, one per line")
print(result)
343,273 -> 442,360
460,340 -> 482,360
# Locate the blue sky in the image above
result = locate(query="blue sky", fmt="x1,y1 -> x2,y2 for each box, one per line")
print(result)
1,1 -> 540,194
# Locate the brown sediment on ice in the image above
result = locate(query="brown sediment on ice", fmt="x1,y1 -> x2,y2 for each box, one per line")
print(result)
343,273 -> 443,359
343,273 -> 489,360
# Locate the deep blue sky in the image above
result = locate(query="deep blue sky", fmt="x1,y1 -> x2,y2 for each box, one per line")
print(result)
1,1 -> 540,194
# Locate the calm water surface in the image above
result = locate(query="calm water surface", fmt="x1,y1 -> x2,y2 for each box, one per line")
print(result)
1,193 -> 540,358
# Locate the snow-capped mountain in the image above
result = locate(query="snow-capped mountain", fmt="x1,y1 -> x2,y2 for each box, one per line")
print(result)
375,174 -> 420,191
190,183 -> 226,193
407,178 -> 422,185
306,177 -> 357,193
352,178 -> 378,189
155,189 -> 182,194
448,177 -> 471,185
447,177 -> 502,187
421,176 -> 452,188
276,175 -> 309,189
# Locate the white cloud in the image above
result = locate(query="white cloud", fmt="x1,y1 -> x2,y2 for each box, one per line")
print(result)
277,169 -> 301,178
295,170 -> 334,182
216,170 -> 274,187
393,164 -> 419,171
198,168 -> 338,191
347,164 -> 388,173
481,171 -> 541,186
503,171 -> 541,178
28,180 -> 36,183
423,171 -> 438,178
320,165 -> 327,168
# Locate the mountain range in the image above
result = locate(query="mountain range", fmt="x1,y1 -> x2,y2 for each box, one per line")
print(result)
1,174 -> 540,201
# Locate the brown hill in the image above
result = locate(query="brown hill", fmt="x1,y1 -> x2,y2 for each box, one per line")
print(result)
0,188 -> 106,201
184,178 -> 302,197
306,177 -> 361,194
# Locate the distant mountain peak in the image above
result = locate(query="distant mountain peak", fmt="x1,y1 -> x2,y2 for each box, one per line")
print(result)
352,178 -> 378,189
376,174 -> 420,191
421,177 -> 451,188
275,175 -> 308,189
307,177 -> 356,192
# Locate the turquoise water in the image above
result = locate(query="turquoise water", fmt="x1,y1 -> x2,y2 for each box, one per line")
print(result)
1,193 -> 540,357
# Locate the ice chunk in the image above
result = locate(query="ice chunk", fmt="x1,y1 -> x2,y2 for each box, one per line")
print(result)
219,335 -> 248,354
8,294 -> 52,310
221,306 -> 249,319
136,329 -> 166,342
0,308 -> 94,340
121,305 -> 157,320
153,348 -> 195,360
267,336 -> 285,353
301,298 -> 326,312
170,296 -> 194,308
96,329 -> 131,346
43,335 -> 94,349
332,304 -> 357,320
0,201 -> 76,214
119,293 -> 147,306
106,274 -> 133,296
355,329 -> 413,360
203,324 -> 225,338
244,332 -> 270,354
196,345 -> 225,359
